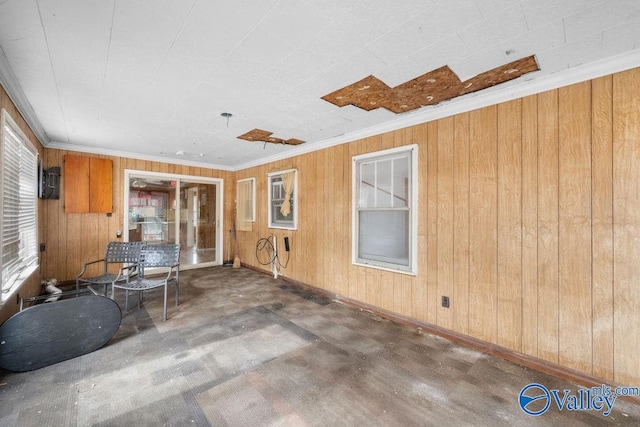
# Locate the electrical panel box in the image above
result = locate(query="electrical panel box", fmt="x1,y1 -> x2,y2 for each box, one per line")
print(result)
40,166 -> 60,200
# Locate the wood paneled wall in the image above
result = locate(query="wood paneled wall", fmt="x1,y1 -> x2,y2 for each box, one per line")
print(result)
0,85 -> 45,322
40,150 -> 235,283
235,67 -> 640,387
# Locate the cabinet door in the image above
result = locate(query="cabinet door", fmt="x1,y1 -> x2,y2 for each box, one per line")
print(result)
64,155 -> 113,213
64,156 -> 90,213
89,158 -> 113,213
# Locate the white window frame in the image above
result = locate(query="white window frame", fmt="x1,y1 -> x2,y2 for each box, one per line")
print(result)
1,109 -> 39,303
268,169 -> 297,230
237,177 -> 256,222
352,144 -> 418,275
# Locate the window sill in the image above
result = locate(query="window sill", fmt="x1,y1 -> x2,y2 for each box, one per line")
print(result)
0,263 -> 39,307
352,260 -> 417,276
268,225 -> 297,231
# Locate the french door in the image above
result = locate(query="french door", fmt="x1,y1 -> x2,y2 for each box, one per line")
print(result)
124,170 -> 223,269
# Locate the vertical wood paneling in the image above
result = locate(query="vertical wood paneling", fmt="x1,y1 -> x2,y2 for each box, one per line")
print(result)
392,269 -> 402,313
399,275 -> 413,319
437,117 -> 454,329
425,121 -> 439,324
591,75 -> 614,381
341,143 -> 352,298
65,213 -> 83,279
56,153 -> 70,279
521,94 -> 539,356
468,106 -> 498,343
109,156 -> 123,241
414,123 -> 429,323
537,89 -> 560,363
613,68 -> 640,386
497,99 -> 523,351
453,113 -> 470,335
323,147 -> 336,292
347,140 -> 360,301
44,149 -> 62,280
302,152 -> 321,286
558,82 -> 593,373
81,213 -> 100,276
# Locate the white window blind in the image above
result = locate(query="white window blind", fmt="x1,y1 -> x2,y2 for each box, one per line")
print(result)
1,109 -> 38,297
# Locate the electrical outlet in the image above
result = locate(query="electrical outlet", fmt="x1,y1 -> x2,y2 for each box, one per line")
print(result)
441,296 -> 450,308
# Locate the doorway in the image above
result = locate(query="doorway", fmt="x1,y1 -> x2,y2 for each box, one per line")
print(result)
124,170 -> 223,269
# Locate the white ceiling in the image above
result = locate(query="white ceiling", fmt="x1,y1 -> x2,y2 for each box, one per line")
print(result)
1,0 -> 640,170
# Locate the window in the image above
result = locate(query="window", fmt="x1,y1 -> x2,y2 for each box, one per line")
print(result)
268,169 -> 297,230
1,109 -> 39,301
236,177 -> 255,231
353,145 -> 417,274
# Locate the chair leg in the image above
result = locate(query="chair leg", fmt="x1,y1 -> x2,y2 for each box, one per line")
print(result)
163,283 -> 168,321
175,280 -> 179,307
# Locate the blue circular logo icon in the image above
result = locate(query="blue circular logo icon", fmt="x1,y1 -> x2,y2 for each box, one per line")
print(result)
519,383 -> 551,416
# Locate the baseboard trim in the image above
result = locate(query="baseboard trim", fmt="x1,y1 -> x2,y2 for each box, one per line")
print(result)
242,262 -> 640,405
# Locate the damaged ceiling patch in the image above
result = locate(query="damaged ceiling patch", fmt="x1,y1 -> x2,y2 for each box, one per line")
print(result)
238,129 -> 305,146
321,55 -> 539,114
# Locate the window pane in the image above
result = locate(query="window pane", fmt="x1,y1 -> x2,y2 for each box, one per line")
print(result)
392,156 -> 409,208
271,201 -> 293,225
376,159 -> 392,208
359,161 -> 375,208
272,178 -> 286,202
358,210 -> 409,266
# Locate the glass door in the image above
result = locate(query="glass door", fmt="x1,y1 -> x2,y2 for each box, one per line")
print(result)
178,180 -> 218,265
125,171 -> 222,269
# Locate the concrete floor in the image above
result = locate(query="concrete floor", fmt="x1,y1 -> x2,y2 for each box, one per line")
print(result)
1,266 -> 639,426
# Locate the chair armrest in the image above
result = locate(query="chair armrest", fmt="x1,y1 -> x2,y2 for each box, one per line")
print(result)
117,263 -> 140,282
76,258 -> 106,278
161,263 -> 180,280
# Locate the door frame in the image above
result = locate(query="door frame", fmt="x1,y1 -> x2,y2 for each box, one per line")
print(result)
123,169 -> 224,269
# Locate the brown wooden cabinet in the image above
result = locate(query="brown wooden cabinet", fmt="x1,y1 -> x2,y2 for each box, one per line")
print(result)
64,155 -> 113,213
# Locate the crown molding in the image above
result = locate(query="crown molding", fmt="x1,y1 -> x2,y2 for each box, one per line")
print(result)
0,46 -> 50,147
45,140 -> 235,171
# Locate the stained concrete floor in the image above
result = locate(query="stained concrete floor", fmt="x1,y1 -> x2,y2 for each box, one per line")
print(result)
1,266 -> 639,426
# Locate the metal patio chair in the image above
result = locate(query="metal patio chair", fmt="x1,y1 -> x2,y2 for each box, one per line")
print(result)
76,241 -> 143,295
111,243 -> 180,321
